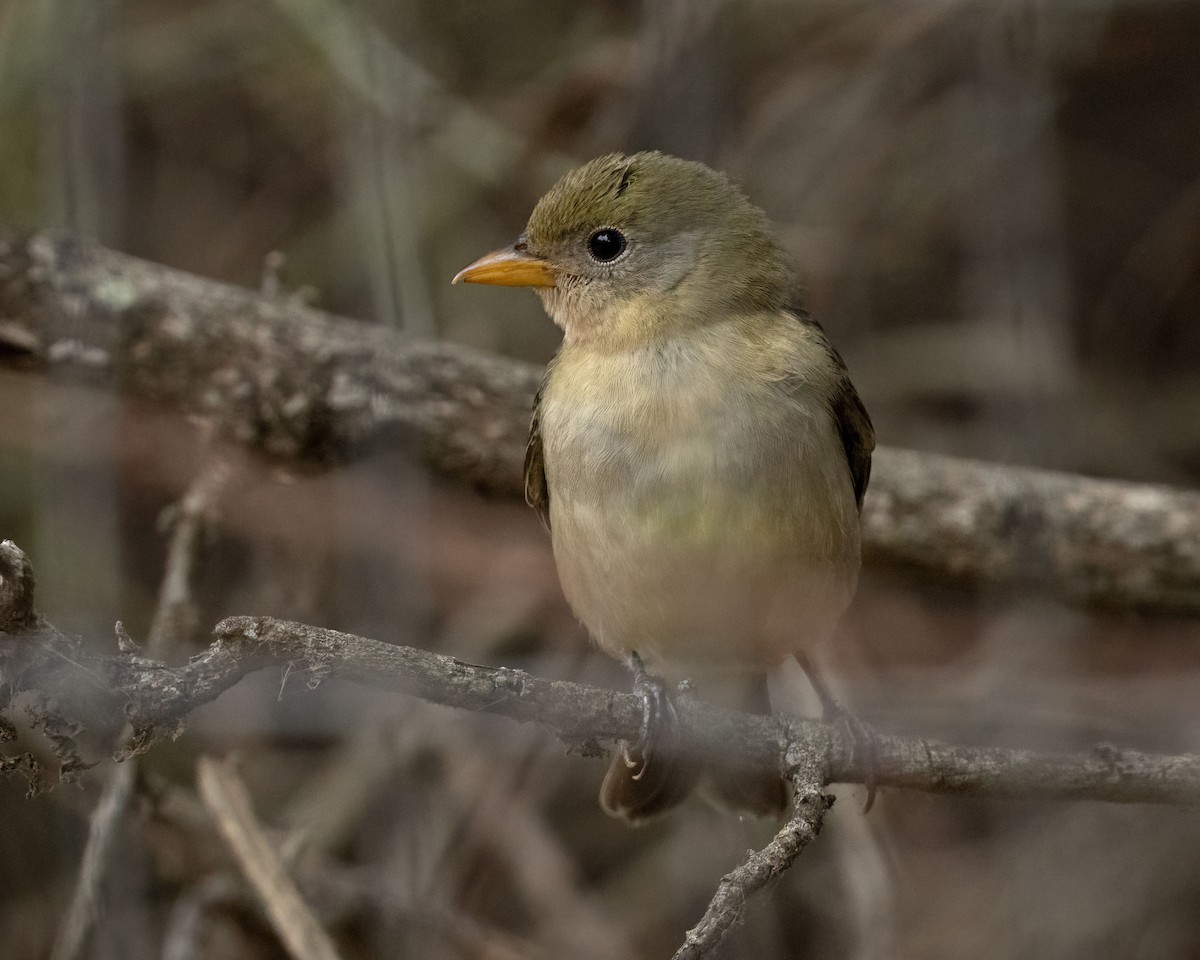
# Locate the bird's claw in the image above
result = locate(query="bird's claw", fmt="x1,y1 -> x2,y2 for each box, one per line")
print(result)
797,650 -> 881,812
621,651 -> 679,780
824,700 -> 881,813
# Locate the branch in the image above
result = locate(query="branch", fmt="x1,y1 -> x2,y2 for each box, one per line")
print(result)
4,541 -> 1199,958
144,455 -> 231,659
1,542 -> 1197,806
1,230 -> 1198,612
861,448 -> 1200,613
674,752 -> 833,959
49,761 -> 135,960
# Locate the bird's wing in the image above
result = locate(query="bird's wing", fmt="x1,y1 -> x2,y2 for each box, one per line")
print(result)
832,364 -> 874,510
524,378 -> 551,529
785,310 -> 875,511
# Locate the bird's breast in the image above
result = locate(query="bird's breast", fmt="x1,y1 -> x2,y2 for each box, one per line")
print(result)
539,331 -> 859,674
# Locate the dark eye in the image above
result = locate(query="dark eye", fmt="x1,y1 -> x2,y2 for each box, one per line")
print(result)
587,228 -> 627,263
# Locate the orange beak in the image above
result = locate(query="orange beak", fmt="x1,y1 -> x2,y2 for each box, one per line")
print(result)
452,244 -> 557,288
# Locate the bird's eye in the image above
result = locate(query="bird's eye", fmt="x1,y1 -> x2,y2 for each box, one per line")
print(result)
587,228 -> 627,263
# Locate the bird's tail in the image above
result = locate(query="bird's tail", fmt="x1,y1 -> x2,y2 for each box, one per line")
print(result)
599,738 -> 701,824
600,672 -> 789,824
699,671 -> 790,816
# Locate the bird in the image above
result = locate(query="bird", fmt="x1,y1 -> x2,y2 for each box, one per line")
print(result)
453,151 -> 874,823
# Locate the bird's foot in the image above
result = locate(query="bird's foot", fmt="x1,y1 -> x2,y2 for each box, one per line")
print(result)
823,700 -> 881,813
796,650 -> 880,812
621,651 -> 680,781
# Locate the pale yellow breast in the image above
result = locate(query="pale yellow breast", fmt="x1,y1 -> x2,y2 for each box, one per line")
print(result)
541,318 -> 860,677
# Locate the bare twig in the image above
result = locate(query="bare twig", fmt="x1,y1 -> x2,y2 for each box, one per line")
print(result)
160,875 -> 242,960
673,748 -> 834,959
159,617 -> 1200,805
1,537 -> 1197,807
197,755 -> 344,960
145,456 -> 231,659
49,760 -> 136,960
1,230 -> 1198,612
4,539 -> 1200,957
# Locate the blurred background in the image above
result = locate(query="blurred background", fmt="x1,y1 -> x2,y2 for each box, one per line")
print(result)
1,1 -> 1200,958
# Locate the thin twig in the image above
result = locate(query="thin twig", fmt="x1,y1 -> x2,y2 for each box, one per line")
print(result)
145,456 -> 231,659
3,539 -> 1200,807
49,760 -> 136,960
197,755 -> 344,960
160,875 -> 242,960
3,603 -> 1198,806
673,748 -> 834,959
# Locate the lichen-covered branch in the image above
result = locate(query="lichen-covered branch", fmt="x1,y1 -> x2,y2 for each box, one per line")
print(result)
1,231 -> 1198,612
0,229 -> 537,491
864,447 -> 1200,613
2,541 -> 1198,806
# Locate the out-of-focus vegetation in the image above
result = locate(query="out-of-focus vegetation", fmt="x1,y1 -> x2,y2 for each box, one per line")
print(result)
6,0 -> 1200,479
1,2 -> 1199,959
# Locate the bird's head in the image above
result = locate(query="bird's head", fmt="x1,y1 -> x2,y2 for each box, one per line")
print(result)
453,152 -> 797,347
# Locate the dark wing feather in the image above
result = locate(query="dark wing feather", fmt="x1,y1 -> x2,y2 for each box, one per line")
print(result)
786,310 -> 875,511
831,362 -> 874,510
524,380 -> 551,529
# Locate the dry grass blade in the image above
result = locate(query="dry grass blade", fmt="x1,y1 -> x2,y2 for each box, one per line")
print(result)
197,755 -> 344,960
